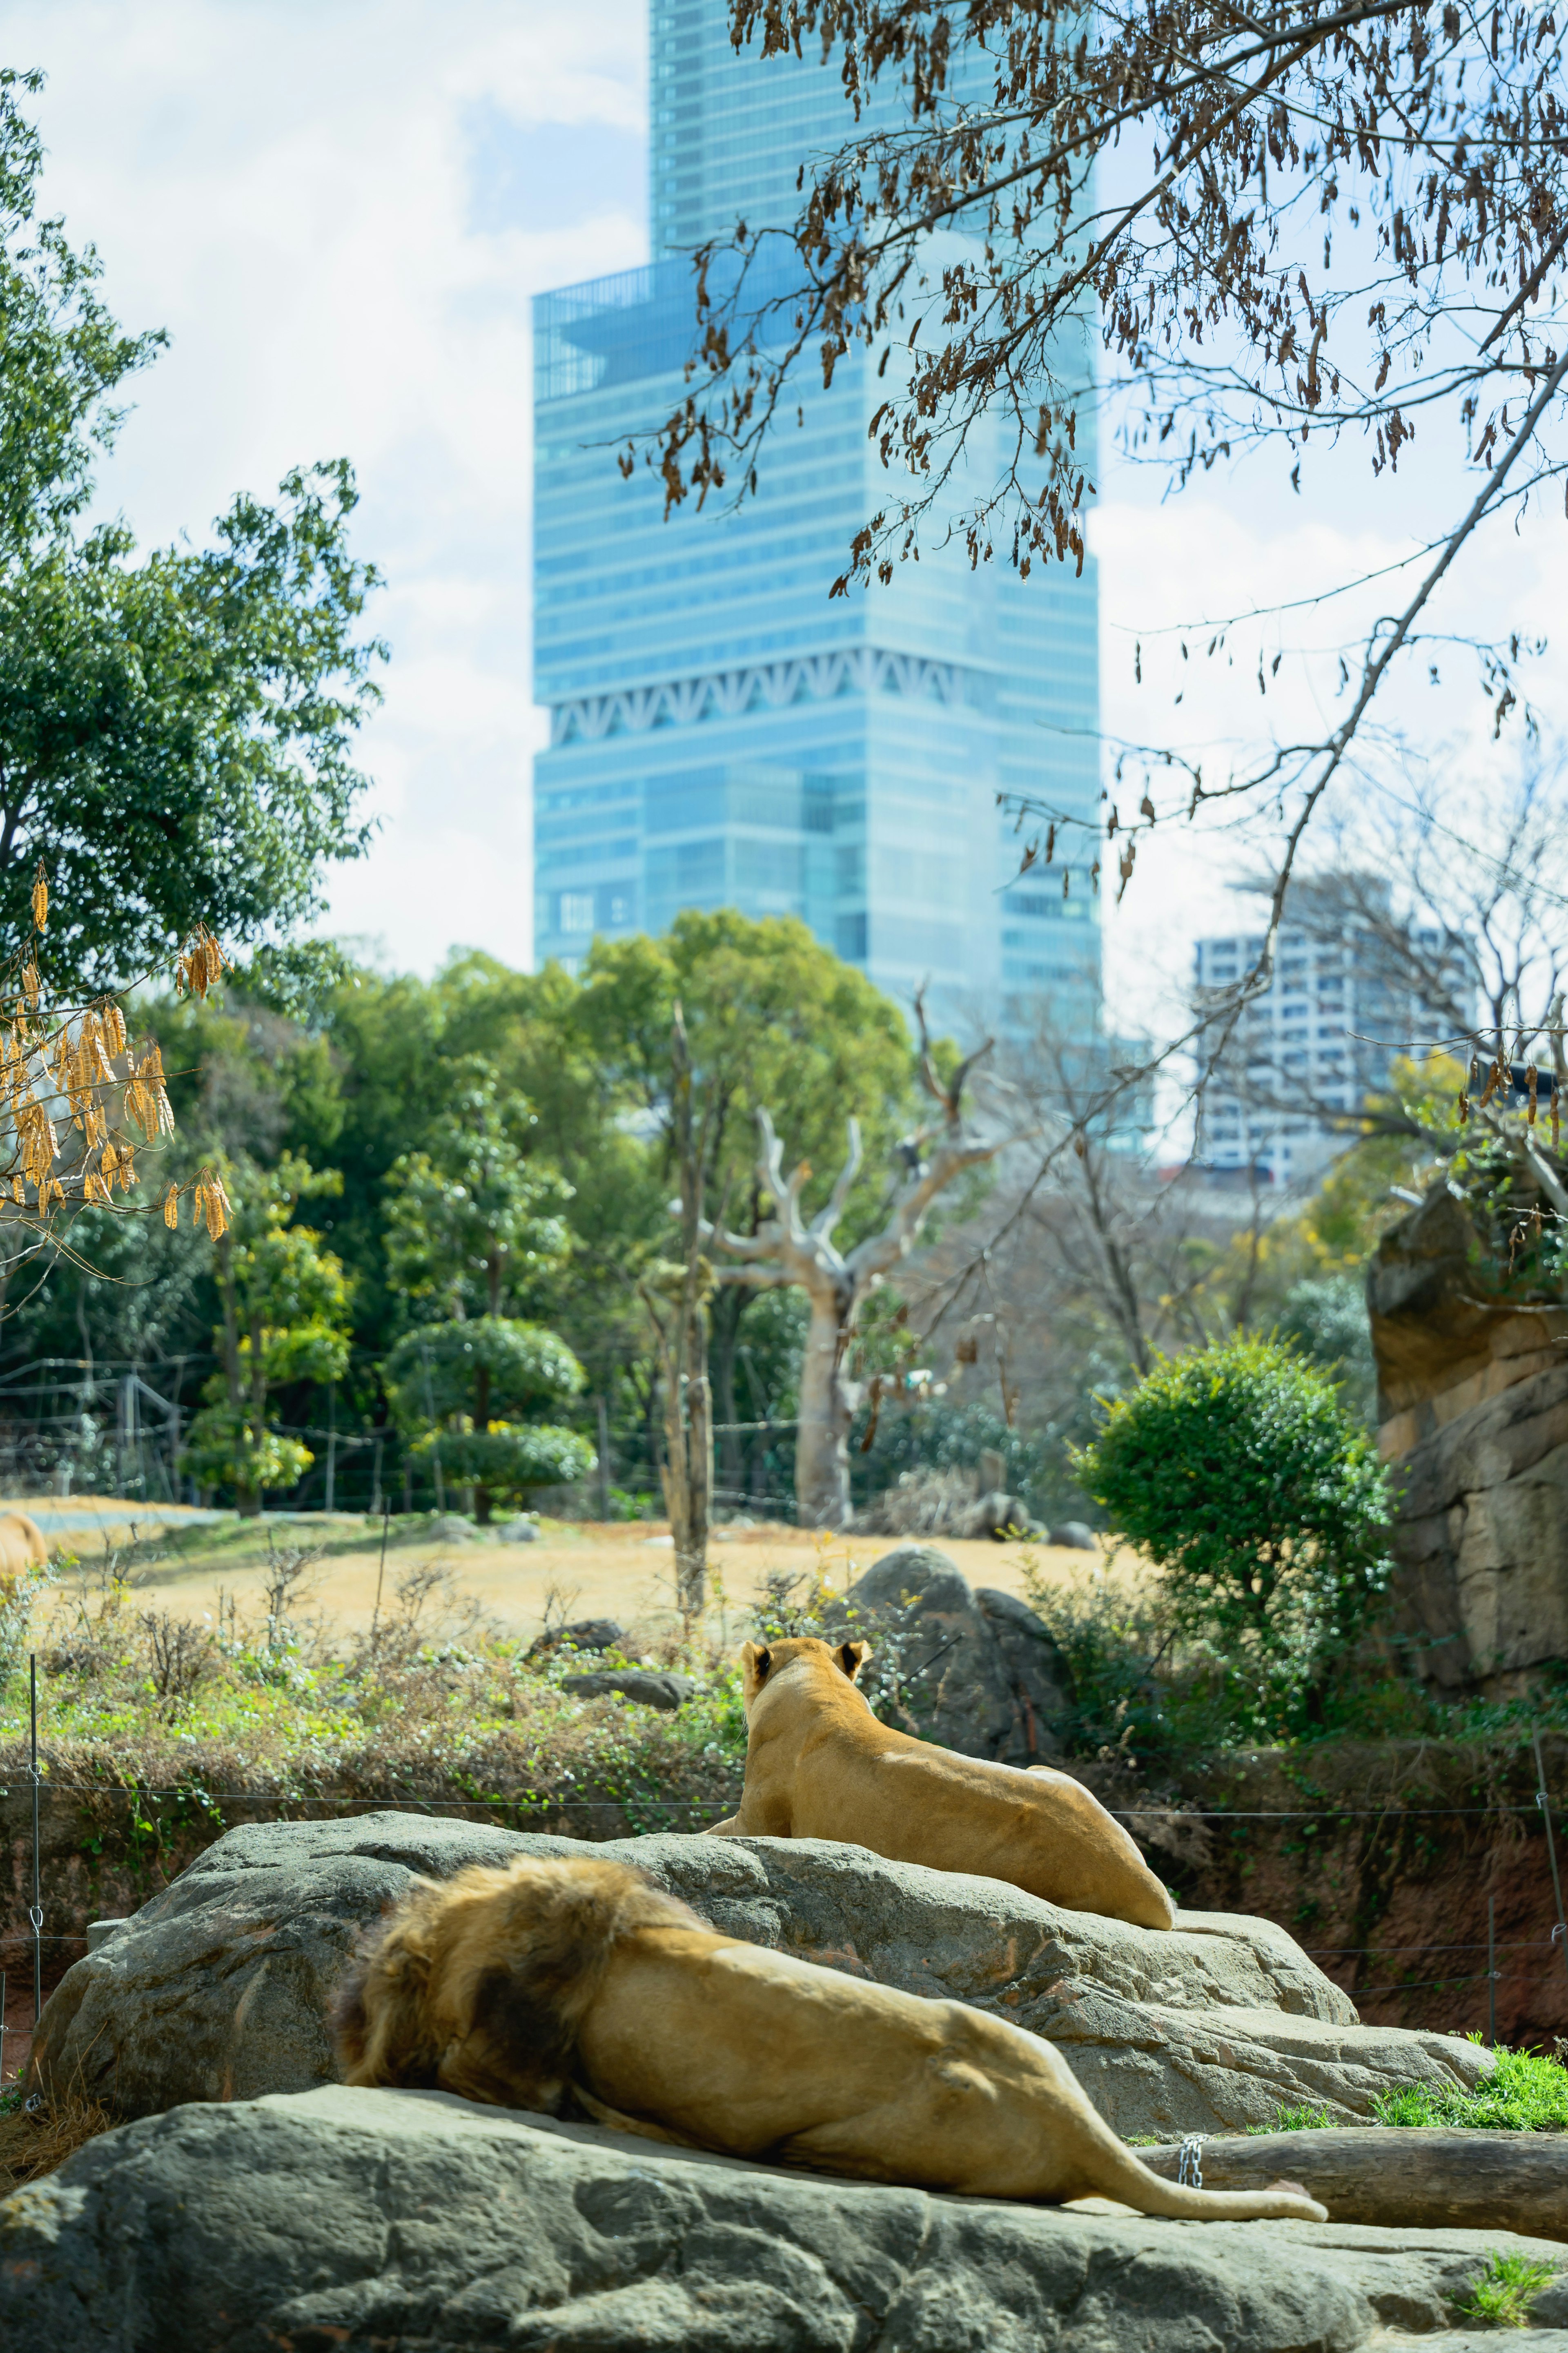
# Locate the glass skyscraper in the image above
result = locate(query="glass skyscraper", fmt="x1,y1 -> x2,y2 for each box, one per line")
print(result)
532,2 -> 1102,1033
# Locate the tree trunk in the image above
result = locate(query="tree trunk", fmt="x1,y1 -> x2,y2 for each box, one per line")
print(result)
660,1327 -> 711,1619
643,1001 -> 713,1617
795,1279 -> 858,1529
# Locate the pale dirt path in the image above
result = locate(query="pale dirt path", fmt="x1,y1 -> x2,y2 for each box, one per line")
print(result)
16,1497 -> 1140,1647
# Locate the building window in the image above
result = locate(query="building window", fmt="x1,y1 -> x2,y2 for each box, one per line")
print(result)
559,893 -> 595,933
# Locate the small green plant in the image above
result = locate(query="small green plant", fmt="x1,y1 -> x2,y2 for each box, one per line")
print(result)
1448,2249 -> 1557,2328
1253,2102 -> 1336,2133
1372,2044 -> 1568,2133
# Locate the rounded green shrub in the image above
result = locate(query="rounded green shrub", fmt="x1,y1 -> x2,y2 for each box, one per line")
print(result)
1076,1332 -> 1393,1677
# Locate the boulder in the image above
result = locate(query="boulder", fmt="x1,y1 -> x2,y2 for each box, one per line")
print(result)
846,1543 -> 1072,1763
527,1615 -> 627,1658
27,1815 -> 1490,2139
500,1516 -> 541,1543
962,1488 -> 1046,1540
1051,1520 -> 1099,1550
561,1670 -> 695,1710
3,2084 -> 1565,2353
426,1512 -> 477,1542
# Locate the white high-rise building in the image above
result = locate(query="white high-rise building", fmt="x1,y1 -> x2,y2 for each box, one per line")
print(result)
1194,893 -> 1468,1185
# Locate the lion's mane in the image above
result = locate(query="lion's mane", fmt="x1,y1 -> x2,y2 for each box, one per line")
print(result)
331,1856 -> 702,2113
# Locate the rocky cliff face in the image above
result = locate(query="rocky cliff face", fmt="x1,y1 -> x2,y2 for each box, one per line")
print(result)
1368,1183 -> 1568,1691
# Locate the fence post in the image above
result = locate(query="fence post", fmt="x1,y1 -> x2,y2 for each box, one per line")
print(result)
29,1653 -> 42,2023
325,1381 -> 337,1514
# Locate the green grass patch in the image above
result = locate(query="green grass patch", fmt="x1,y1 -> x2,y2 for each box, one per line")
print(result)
1448,2249 -> 1558,2328
1250,2102 -> 1336,2134
1372,2043 -> 1568,2132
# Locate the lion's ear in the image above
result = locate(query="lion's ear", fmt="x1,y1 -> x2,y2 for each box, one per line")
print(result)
835,1639 -> 870,1682
741,1640 -> 772,1686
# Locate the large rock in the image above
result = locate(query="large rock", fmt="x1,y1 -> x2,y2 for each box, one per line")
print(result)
847,1543 -> 1073,1762
4,2084 -> 1566,2353
27,1815 -> 1490,2138
1368,1183 -> 1568,1689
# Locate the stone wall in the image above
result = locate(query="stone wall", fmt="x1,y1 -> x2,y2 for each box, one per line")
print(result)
1368,1182 -> 1568,1692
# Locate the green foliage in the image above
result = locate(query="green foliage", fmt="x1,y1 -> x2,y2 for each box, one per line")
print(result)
0,460 -> 383,988
0,70 -> 164,556
1077,1334 -> 1393,1694
383,1069 -> 569,1321
0,74 -> 384,987
1252,2103 -> 1336,2133
412,1422 -> 595,1501
181,1410 -> 312,1502
1020,1562 -> 1178,1762
1448,2249 -> 1558,2328
386,1317 -> 592,1510
383,1319 -> 584,1428
184,1154 -> 353,1510
1371,2044 -> 1568,2133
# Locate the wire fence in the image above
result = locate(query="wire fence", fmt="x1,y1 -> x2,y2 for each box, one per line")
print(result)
0,1350 -> 814,1521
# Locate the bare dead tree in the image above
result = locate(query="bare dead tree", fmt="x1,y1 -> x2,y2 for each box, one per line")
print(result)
703,998 -> 1005,1526
638,0 -> 1568,999
638,1004 -> 715,1615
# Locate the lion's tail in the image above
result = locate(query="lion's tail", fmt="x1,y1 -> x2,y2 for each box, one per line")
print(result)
1095,2143 -> 1327,2224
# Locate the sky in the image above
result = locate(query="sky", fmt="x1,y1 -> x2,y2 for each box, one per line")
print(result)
2,0 -> 1564,1039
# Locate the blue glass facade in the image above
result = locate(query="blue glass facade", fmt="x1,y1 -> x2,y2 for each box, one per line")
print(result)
532,2 -> 1102,1030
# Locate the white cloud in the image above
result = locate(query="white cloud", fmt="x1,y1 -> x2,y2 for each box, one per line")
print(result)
0,0 -> 648,973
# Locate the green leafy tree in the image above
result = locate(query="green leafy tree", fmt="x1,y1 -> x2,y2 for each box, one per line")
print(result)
382,1070 -> 591,1520
382,1319 -> 591,1520
0,73 -> 383,990
1076,1334 -> 1393,1722
184,1154 -> 352,1514
383,1068 -> 570,1320
575,912 -> 920,1508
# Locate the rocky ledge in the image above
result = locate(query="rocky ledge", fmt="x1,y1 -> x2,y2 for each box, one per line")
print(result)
2,2085 -> 1565,2353
29,1813 -> 1488,2137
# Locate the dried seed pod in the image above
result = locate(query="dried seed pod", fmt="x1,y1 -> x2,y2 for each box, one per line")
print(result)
164,1183 -> 180,1230
30,863 -> 47,932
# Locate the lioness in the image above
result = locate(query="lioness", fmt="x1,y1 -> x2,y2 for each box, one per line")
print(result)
704,1635 -> 1174,1930
334,1855 -> 1323,2224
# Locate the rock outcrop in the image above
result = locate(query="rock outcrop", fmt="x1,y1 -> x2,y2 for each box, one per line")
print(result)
27,1814 -> 1489,2138
846,1543 -> 1073,1762
3,2084 -> 1564,2353
1368,1183 -> 1568,1689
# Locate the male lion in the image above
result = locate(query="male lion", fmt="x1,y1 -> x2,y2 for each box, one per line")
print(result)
703,1635 -> 1174,1929
333,1855 -> 1323,2223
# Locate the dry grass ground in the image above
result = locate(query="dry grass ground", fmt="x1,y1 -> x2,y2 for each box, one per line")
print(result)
16,1497 -> 1140,1652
